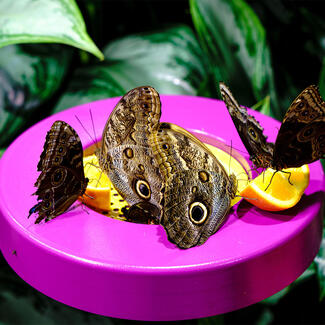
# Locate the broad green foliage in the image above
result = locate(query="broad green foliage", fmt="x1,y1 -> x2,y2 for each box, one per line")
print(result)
190,0 -> 279,118
319,57 -> 325,99
53,63 -> 125,113
0,44 -> 71,146
54,25 -> 210,113
103,25 -> 211,95
0,0 -> 103,60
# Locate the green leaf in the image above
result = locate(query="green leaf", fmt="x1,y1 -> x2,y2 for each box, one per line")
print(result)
0,44 -> 72,146
53,63 -> 125,113
103,25 -> 212,96
190,0 -> 279,119
54,25 -> 210,113
198,315 -> 224,325
0,148 -> 5,158
251,95 -> 270,116
0,0 -> 103,60
255,306 -> 274,325
319,57 -> 325,98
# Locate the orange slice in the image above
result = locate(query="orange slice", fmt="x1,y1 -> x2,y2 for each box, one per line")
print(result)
80,155 -> 128,219
239,165 -> 310,211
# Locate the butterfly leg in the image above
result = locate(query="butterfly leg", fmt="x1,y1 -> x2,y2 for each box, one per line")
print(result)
83,160 -> 104,188
264,170 -> 279,191
280,170 -> 293,185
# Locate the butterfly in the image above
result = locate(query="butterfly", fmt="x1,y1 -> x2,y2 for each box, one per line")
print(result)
219,82 -> 325,172
29,121 -> 89,223
96,86 -> 237,248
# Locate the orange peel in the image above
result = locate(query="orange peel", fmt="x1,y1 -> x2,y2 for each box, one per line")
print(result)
240,165 -> 310,211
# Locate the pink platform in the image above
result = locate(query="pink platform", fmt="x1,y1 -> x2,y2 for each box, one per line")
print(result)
0,95 -> 323,321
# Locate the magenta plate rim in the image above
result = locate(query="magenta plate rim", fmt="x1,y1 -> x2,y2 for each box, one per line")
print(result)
0,95 -> 324,321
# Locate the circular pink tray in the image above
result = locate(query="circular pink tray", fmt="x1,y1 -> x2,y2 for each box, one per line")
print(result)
0,95 -> 324,321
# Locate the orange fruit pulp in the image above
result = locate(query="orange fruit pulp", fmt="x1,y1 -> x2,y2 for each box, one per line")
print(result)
239,165 -> 310,211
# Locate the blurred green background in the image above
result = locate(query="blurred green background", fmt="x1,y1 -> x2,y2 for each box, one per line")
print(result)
0,0 -> 325,323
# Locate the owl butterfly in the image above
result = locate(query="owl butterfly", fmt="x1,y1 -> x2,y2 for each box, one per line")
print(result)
219,82 -> 325,173
96,86 -> 237,249
29,121 -> 89,224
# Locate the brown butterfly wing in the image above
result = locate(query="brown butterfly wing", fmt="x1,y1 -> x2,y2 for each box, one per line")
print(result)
272,85 -> 325,169
97,86 -> 161,163
36,121 -> 85,180
219,82 -> 273,169
96,86 -> 163,221
151,122 -> 237,249
29,121 -> 88,223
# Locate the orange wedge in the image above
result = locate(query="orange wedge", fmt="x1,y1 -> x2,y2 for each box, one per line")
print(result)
80,155 -> 128,218
240,165 -> 310,211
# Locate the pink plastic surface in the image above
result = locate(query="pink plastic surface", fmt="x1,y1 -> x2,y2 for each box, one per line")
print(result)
0,95 -> 323,321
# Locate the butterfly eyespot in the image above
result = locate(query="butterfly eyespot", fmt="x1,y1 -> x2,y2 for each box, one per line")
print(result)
162,143 -> 169,150
303,128 -> 313,137
135,179 -> 151,199
124,148 -> 134,159
44,192 -> 50,200
301,110 -> 309,116
51,168 -> 66,185
189,202 -> 208,225
297,102 -> 304,109
198,171 -> 209,183
58,147 -> 64,153
248,127 -> 258,140
142,103 -> 149,109
54,156 -> 63,164
44,200 -> 51,209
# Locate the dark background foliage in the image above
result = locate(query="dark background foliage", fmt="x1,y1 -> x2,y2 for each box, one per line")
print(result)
0,0 -> 324,323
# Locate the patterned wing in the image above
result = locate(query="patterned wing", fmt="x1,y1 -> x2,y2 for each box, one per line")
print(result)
29,121 -> 88,223
272,85 -> 325,169
150,122 -> 237,249
96,86 -> 163,221
219,82 -> 274,169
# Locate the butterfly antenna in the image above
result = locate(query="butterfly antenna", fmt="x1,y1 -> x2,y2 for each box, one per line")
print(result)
83,160 -> 103,188
235,194 -> 258,201
95,168 -> 104,188
224,143 -> 248,156
75,114 -> 98,149
228,140 -> 233,175
89,108 -> 99,150
236,177 -> 250,184
84,193 -> 95,200
262,169 -> 266,184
